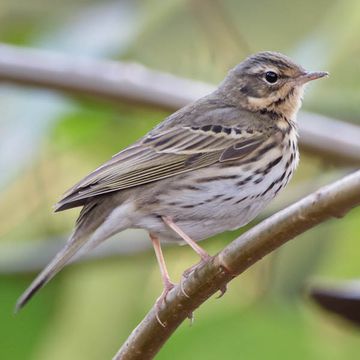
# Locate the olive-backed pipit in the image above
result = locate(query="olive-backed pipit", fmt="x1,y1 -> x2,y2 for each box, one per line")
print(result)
16,51 -> 327,315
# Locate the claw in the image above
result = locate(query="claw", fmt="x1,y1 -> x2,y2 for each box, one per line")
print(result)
149,224 -> 214,327
180,263 -> 197,299
216,284 -> 228,299
182,265 -> 196,280
180,255 -> 214,298
180,277 -> 190,298
187,312 -> 195,326
154,281 -> 175,327
155,312 -> 166,328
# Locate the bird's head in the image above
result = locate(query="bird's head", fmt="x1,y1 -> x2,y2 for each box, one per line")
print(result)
219,51 -> 328,119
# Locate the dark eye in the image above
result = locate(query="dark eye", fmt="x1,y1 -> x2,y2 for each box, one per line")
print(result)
265,71 -> 278,84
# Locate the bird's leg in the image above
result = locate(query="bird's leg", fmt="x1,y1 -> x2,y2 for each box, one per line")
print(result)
162,216 -> 212,297
162,216 -> 211,262
150,233 -> 175,327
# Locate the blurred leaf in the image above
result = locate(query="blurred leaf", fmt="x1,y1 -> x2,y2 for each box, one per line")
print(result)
0,276 -> 57,360
293,0 -> 360,118
310,280 -> 360,327
1,0 -> 360,359
0,88 -> 68,190
158,301 -> 359,360
269,225 -> 332,299
316,207 -> 360,278
0,0 -> 140,190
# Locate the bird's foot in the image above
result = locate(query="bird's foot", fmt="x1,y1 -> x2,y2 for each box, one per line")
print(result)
216,284 -> 228,298
187,311 -> 195,325
155,280 -> 176,327
180,254 -> 213,298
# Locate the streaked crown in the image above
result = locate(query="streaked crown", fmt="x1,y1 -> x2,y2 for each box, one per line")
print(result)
218,51 -> 327,119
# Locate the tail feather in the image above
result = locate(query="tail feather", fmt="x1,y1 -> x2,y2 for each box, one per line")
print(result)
16,197 -> 125,312
15,235 -> 86,313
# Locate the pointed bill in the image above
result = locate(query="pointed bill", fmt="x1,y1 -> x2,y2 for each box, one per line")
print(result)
297,71 -> 329,84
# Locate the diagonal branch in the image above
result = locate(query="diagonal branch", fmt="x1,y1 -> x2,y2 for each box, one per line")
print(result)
113,169 -> 360,360
0,43 -> 360,165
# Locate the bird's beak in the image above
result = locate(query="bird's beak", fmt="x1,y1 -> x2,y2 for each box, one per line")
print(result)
296,71 -> 329,85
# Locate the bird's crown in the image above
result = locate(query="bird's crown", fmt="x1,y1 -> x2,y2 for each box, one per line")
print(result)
218,51 -> 327,120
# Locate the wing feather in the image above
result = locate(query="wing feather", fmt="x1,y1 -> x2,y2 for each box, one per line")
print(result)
54,125 -> 268,211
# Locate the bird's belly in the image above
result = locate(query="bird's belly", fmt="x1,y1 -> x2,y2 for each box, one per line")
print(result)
135,191 -> 267,243
133,146 -> 296,243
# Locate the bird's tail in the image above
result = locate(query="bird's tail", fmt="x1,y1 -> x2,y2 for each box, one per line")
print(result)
15,233 -> 87,313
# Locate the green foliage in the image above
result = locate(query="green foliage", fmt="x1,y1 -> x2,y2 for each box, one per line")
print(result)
0,0 -> 360,359
0,276 -> 57,360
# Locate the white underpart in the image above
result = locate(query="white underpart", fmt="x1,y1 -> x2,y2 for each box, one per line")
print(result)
84,202 -> 135,250
135,135 -> 298,243
85,133 -> 299,246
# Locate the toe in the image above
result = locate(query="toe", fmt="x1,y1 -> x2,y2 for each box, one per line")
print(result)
154,282 -> 177,326
216,284 -> 228,298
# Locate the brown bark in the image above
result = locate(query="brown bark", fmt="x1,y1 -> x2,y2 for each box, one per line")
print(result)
114,169 -> 360,359
0,44 -> 360,165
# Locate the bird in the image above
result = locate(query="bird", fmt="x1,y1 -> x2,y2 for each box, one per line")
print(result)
15,51 -> 328,316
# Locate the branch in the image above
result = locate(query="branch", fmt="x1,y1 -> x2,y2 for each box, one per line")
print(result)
113,169 -> 360,360
0,171 -> 344,274
0,43 -> 360,165
0,43 -> 213,110
0,230 -> 150,274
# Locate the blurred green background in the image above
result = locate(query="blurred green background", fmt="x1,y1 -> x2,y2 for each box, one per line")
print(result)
1,0 -> 359,359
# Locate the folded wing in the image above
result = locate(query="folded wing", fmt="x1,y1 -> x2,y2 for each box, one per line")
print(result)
54,124 -> 268,211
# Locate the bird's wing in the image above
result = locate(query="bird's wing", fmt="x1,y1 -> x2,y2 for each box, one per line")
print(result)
54,124 -> 269,211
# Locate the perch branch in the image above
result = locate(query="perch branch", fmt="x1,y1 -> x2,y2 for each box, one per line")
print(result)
114,169 -> 360,360
0,43 -> 360,165
0,171 -> 344,274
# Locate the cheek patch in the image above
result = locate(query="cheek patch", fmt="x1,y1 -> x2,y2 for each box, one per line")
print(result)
240,84 -> 262,98
247,95 -> 274,109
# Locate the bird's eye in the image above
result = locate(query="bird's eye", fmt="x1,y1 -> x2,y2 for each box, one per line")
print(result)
264,71 -> 278,84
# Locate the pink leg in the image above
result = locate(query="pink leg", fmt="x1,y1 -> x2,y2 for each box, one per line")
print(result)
150,233 -> 175,327
162,216 -> 211,261
162,216 -> 212,298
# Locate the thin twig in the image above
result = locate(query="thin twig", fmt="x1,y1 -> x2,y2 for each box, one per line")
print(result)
0,230 -> 150,274
114,169 -> 360,359
0,44 -> 360,165
0,43 -> 213,109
